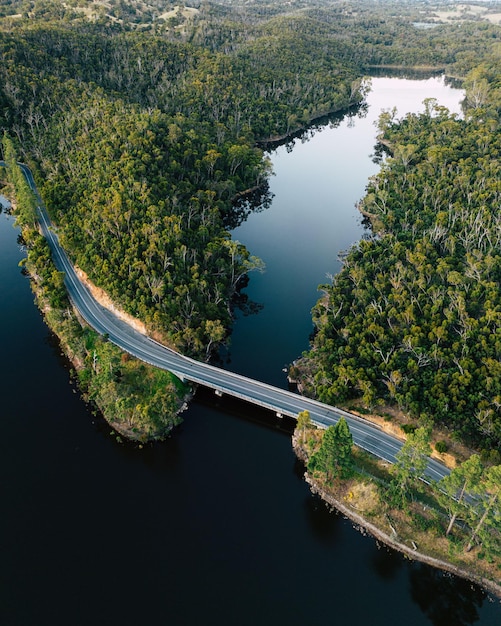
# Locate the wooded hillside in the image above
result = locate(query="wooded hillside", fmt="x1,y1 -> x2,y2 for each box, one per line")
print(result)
1,1 -> 500,448
295,55 -> 501,452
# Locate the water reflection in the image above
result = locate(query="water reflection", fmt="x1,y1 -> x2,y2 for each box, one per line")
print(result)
3,76 -> 498,625
224,181 -> 273,230
259,102 -> 369,155
231,274 -> 264,317
224,92 -> 374,252
0,193 -> 12,211
304,494 -> 343,545
371,543 -> 404,581
371,140 -> 388,165
410,564 -> 488,626
368,67 -> 445,80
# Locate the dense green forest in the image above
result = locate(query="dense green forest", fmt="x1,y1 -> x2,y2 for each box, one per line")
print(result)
0,1 -> 372,357
294,53 -> 501,452
1,0 -> 501,446
1,140 -> 190,440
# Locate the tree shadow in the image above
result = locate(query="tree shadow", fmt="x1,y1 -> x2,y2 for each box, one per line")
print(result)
303,493 -> 343,545
409,563 -> 488,626
231,275 -> 264,317
370,543 -> 404,581
223,182 -> 274,230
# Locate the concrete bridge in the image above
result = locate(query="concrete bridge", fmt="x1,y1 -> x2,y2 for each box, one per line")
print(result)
5,160 -> 450,483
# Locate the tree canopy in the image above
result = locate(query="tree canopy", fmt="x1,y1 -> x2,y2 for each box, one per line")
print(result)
2,0 -> 501,447
308,417 -> 354,481
296,62 -> 501,451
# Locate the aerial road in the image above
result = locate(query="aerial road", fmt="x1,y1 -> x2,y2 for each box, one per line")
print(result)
3,160 -> 451,483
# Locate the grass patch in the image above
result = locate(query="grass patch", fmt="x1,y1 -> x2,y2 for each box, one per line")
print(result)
294,423 -> 501,597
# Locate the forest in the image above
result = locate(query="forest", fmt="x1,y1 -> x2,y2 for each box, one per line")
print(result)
294,53 -> 501,453
1,0 -> 501,447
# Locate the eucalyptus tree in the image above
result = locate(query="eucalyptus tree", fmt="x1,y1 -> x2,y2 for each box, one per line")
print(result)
435,454 -> 484,536
390,427 -> 431,509
465,464 -> 501,554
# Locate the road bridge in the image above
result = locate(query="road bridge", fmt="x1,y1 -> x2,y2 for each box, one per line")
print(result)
2,160 -> 451,483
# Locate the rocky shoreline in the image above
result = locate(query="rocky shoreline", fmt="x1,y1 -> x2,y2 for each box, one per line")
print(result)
292,433 -> 501,601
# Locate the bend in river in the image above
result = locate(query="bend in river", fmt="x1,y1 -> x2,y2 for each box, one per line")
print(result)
224,76 -> 465,387
1,76 -> 500,625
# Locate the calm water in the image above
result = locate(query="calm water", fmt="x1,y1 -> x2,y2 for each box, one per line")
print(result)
226,76 -> 466,385
1,78 -> 500,626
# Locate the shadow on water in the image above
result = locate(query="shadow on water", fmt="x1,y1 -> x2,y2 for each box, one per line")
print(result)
371,542 -> 404,581
258,101 -> 369,155
368,536 -> 495,623
410,563 -> 488,626
224,181 -> 274,230
2,79 -> 499,626
304,493 -> 344,545
192,385 -> 296,435
367,66 -> 445,79
371,140 -> 389,165
230,273 -> 264,317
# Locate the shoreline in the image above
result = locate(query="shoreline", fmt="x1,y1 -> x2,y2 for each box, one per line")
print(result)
306,475 -> 501,601
256,65 -> 461,149
256,101 -> 358,148
292,433 -> 501,601
17,217 -> 192,442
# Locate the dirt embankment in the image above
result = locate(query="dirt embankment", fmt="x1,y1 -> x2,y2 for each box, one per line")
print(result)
74,267 -> 178,348
75,267 -> 149,336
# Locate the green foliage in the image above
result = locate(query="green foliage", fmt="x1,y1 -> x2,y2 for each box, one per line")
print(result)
3,0 -> 501,448
2,0 -> 500,366
1,134 -> 37,227
19,206 -> 188,441
308,417 -> 354,481
434,440 -> 448,454
436,454 -> 484,537
296,409 -> 314,449
297,410 -> 312,432
401,424 -> 417,435
389,426 -> 431,509
0,8 -> 365,358
297,89 -> 501,450
465,464 -> 501,554
82,334 -> 186,441
24,231 -> 70,308
483,449 -> 501,467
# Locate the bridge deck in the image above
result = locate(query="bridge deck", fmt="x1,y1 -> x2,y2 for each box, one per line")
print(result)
8,160 -> 450,484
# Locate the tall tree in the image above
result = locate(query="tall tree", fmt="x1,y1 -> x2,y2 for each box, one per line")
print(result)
466,464 -> 501,553
296,410 -> 312,447
436,454 -> 484,536
390,426 -> 431,508
2,134 -> 37,228
308,417 -> 353,481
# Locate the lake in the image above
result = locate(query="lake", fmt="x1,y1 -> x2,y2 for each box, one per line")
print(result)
0,77 -> 499,625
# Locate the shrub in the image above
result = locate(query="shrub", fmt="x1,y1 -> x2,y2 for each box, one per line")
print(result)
435,441 -> 448,454
401,423 -> 417,435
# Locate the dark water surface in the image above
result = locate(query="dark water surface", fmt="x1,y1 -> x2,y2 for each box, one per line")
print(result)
1,78 -> 500,626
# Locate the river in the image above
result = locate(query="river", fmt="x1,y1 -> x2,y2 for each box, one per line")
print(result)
0,77 -> 500,625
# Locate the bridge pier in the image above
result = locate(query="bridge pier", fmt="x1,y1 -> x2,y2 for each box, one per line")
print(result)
171,371 -> 186,383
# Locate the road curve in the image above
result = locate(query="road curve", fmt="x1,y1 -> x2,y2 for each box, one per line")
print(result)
3,160 -> 450,483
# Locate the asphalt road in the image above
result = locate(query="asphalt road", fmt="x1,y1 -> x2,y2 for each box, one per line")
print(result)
3,160 -> 451,483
